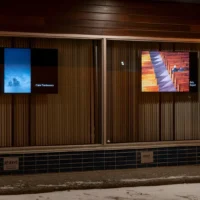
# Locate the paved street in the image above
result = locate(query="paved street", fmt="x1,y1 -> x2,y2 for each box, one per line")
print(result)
0,183 -> 200,200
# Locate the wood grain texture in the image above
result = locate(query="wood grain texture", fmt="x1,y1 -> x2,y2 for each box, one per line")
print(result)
30,38 -> 98,146
0,0 -> 199,38
0,37 -> 101,147
107,41 -> 200,143
0,38 -> 12,147
0,38 -> 199,146
13,38 -> 30,147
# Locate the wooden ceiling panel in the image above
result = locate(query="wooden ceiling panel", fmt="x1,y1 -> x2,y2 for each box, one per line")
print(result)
0,0 -> 200,38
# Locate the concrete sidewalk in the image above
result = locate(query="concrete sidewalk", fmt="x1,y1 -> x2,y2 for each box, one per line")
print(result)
1,165 -> 200,195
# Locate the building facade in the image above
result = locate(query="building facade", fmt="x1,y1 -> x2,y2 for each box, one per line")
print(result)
0,0 -> 200,175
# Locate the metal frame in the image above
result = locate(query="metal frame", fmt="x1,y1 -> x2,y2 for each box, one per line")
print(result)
1,31 -> 200,153
1,31 -> 200,43
0,140 -> 200,154
102,38 -> 107,145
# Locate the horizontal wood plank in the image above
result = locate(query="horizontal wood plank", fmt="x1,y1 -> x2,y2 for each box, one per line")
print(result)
74,4 -> 200,18
45,19 -> 190,32
0,0 -> 199,38
102,29 -> 200,38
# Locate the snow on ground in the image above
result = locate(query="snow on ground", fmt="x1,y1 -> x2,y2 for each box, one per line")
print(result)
121,175 -> 200,182
0,183 -> 200,200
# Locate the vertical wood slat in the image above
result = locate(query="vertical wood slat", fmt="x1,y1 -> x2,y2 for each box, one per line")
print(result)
31,38 -> 59,145
174,44 -> 200,141
161,93 -> 173,141
35,95 -> 48,145
13,38 -> 30,146
107,41 -> 130,143
191,94 -> 200,139
106,41 -> 112,143
1,37 -> 200,147
0,95 -> 12,147
107,41 -> 161,143
138,93 -> 160,142
174,44 -> 188,140
137,42 -> 160,142
160,43 -> 174,141
0,37 -> 97,147
30,38 -> 94,145
175,94 -> 191,140
94,42 -> 101,144
0,38 -> 12,147
107,41 -> 200,143
131,44 -> 139,142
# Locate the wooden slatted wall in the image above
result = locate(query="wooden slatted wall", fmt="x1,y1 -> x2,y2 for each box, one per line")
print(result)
137,42 -> 160,142
31,39 -> 96,146
0,38 -> 200,146
32,39 -> 99,146
107,41 -> 200,143
0,38 -> 12,147
174,43 -> 200,140
1,0 -> 200,39
13,38 -> 30,146
0,38 -> 100,147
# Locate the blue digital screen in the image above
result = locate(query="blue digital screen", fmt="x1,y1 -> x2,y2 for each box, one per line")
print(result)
4,48 -> 31,93
0,47 -> 58,94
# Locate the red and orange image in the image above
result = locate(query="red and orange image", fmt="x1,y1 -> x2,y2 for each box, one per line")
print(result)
142,51 -> 189,92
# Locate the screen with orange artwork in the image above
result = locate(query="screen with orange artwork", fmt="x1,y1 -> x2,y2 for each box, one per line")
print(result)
141,51 -> 198,92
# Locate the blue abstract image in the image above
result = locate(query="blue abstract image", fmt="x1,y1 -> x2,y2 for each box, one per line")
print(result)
4,48 -> 31,93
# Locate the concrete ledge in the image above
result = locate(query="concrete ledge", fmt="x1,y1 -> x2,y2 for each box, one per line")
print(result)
0,165 -> 200,195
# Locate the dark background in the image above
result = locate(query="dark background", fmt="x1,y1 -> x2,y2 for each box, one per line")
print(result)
31,49 -> 58,94
1,0 -> 200,38
190,52 -> 198,92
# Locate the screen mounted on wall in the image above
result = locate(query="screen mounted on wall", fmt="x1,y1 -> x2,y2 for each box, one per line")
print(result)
141,51 -> 198,92
0,48 -> 58,94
